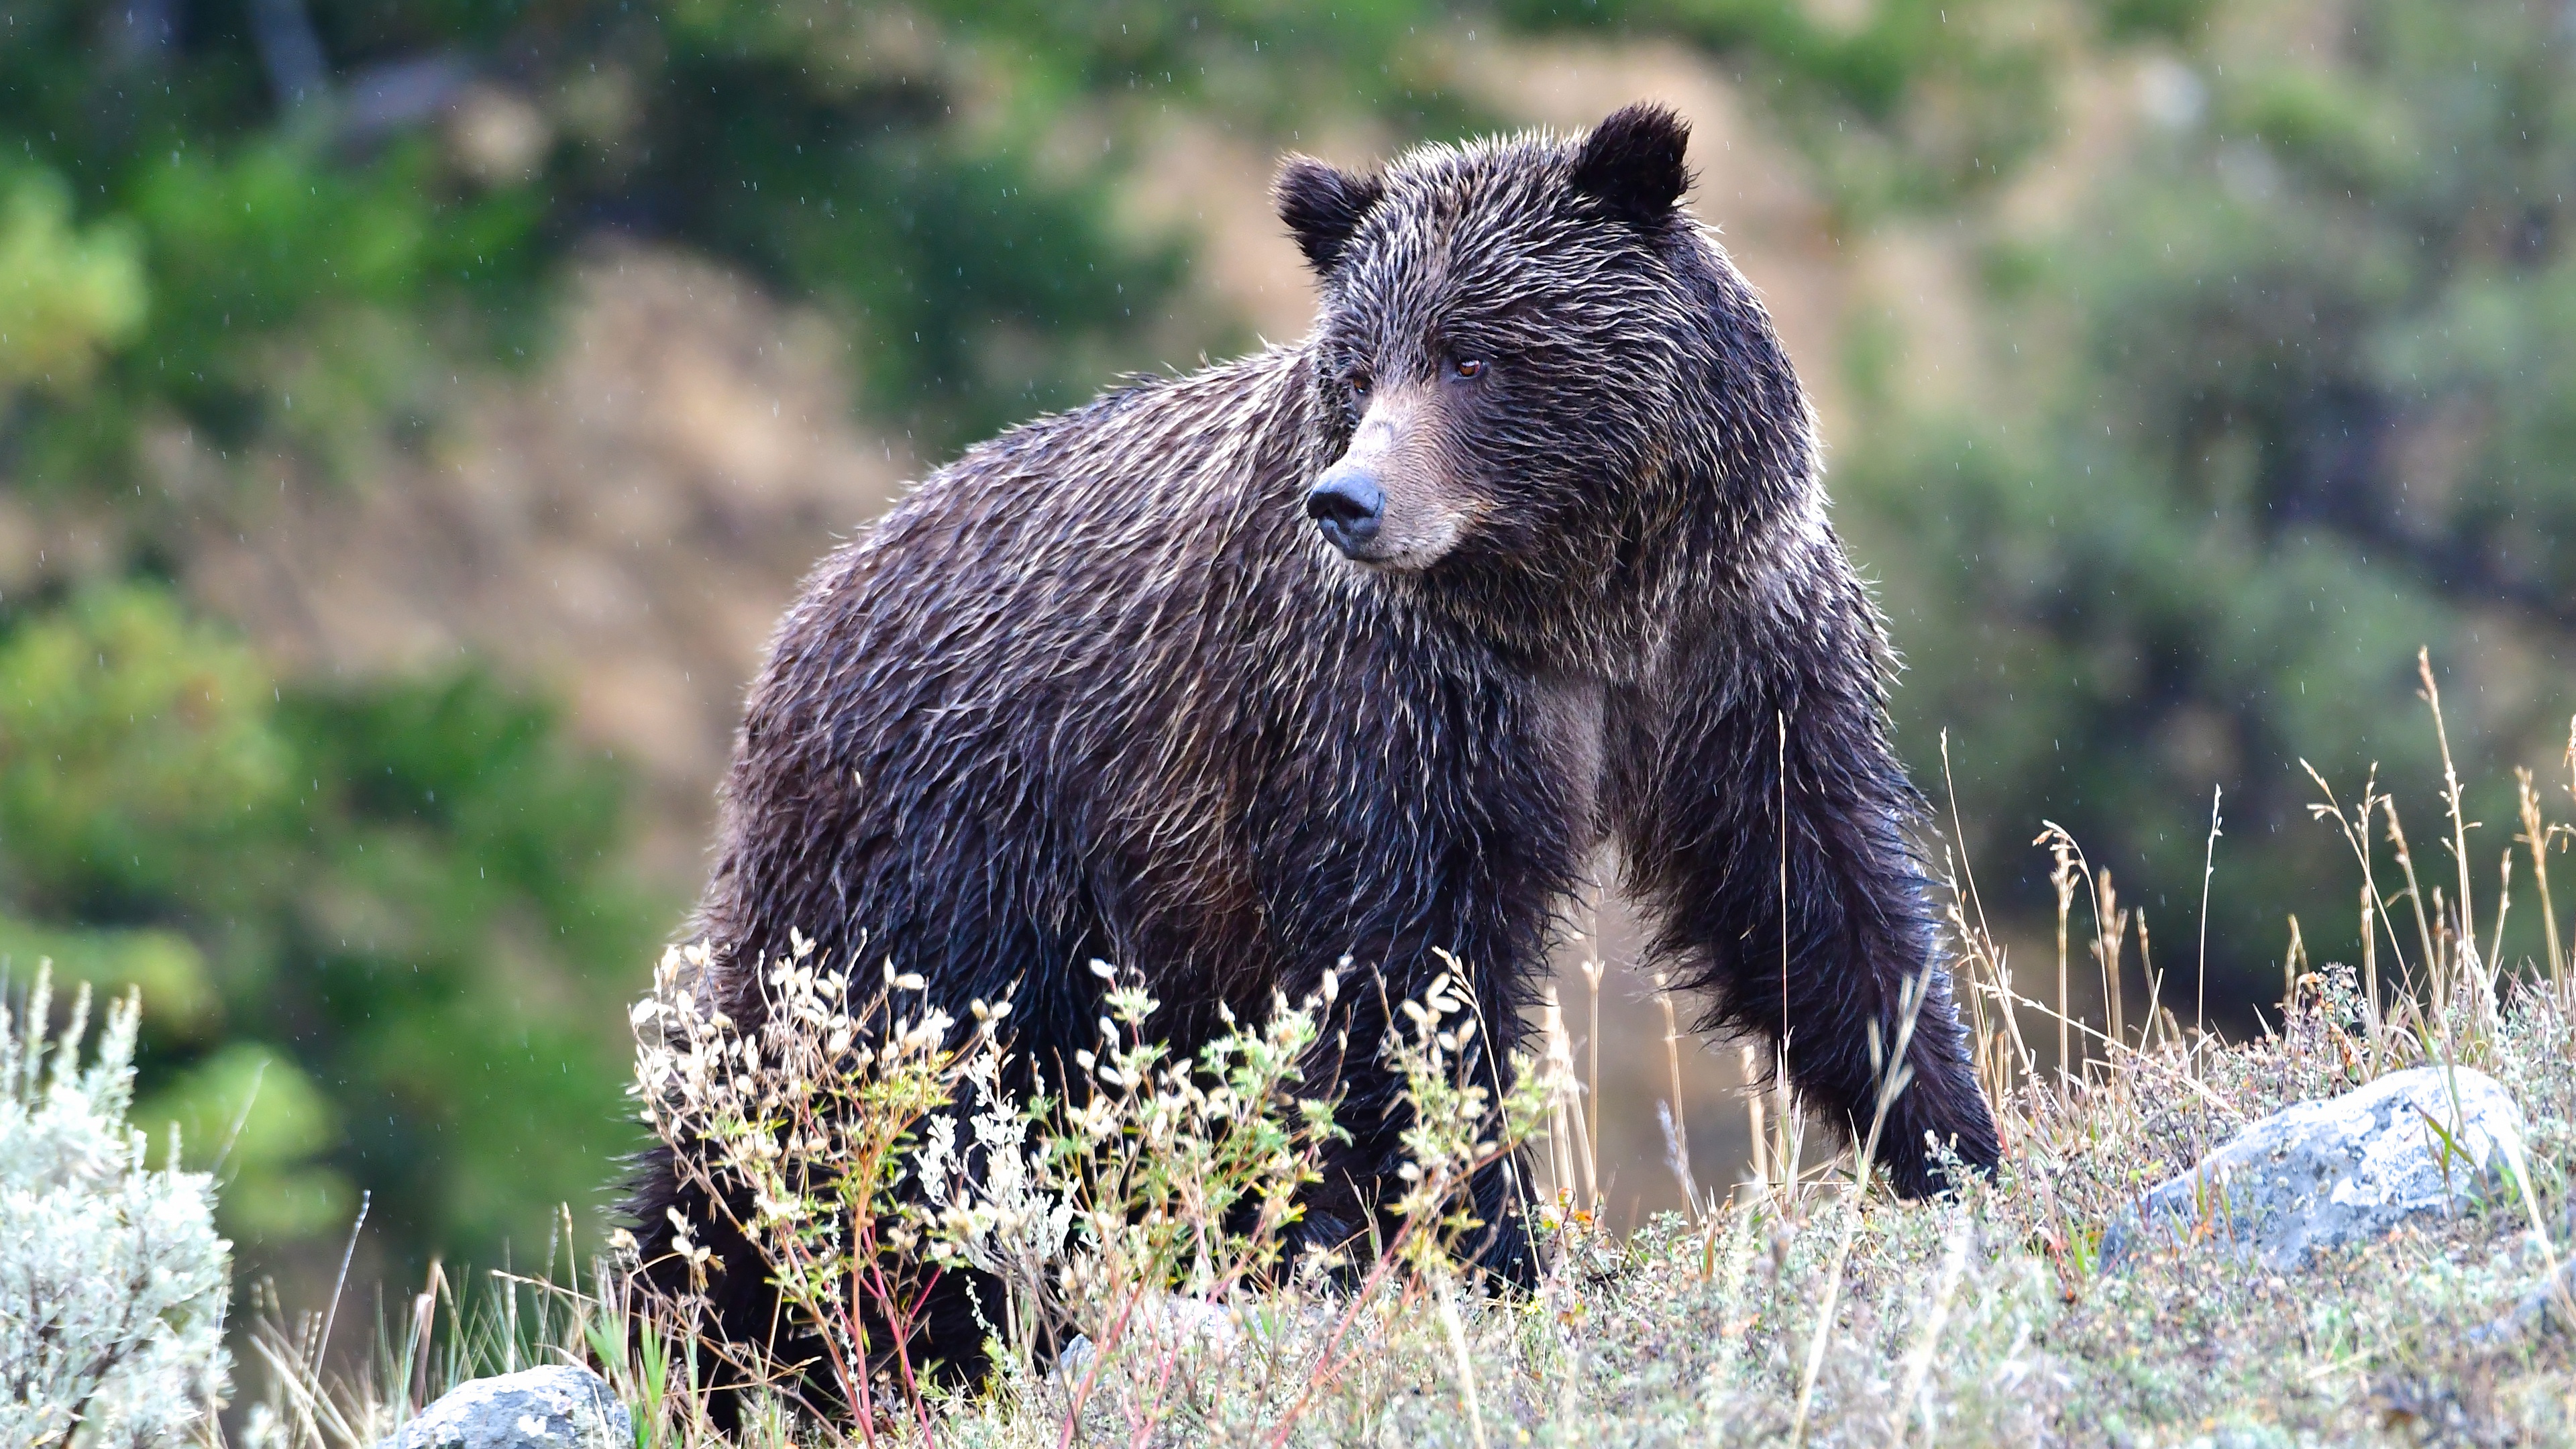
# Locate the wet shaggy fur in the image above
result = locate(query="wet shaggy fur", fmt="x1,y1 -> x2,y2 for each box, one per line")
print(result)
627,103 -> 2002,1399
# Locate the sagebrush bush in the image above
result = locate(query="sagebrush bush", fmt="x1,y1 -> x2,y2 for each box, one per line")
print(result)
0,965 -> 231,1447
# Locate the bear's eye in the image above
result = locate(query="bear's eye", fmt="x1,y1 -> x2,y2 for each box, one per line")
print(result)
1449,356 -> 1485,381
1349,372 -> 1372,396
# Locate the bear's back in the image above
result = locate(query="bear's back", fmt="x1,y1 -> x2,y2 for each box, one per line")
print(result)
695,346 -> 1336,1021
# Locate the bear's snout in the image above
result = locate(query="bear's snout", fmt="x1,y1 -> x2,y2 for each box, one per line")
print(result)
1306,466 -> 1386,556
1307,388 -> 1476,570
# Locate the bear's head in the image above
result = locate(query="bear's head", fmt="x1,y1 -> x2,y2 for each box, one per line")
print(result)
1276,104 -> 1802,609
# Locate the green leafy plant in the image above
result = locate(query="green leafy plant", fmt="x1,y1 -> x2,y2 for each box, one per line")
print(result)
0,584 -> 653,1268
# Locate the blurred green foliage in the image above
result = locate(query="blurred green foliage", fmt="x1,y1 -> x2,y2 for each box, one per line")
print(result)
0,168 -> 150,394
0,585 -> 649,1263
1847,0 -> 2576,1014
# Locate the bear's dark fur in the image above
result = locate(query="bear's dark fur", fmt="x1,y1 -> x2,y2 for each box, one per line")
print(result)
627,103 -> 2000,1396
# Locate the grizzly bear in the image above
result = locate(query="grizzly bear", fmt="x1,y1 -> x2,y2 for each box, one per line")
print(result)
627,102 -> 2000,1393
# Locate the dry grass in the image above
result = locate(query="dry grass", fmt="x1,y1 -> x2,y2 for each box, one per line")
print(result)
236,675 -> 2576,1447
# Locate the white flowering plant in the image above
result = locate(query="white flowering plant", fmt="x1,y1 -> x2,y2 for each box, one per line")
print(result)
628,934 -> 1569,1445
0,965 -> 232,1448
630,932 -> 1010,1437
918,955 -> 1351,1417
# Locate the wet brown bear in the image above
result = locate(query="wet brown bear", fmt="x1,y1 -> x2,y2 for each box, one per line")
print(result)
628,103 -> 2000,1393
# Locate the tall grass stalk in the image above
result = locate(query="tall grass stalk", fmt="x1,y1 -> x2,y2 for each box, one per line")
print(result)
2518,757 -> 2569,1003
1655,984 -> 1697,1216
2047,831 -> 2076,1085
2196,785 -> 2223,1037
1578,916 -> 1605,1197
2420,650 -> 2484,1013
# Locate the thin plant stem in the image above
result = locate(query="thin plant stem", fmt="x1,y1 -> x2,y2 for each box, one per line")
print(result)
2420,649 -> 2481,995
2137,910 -> 2166,1052
2491,849 -> 2514,985
294,1191 -> 371,1449
2094,870 -> 2125,1063
1580,911 -> 1605,1199
1658,986 -> 1693,1214
1939,730 -> 1996,949
1779,711 -> 1790,1053
2517,766 -> 2563,997
2385,801 -> 2443,1026
2283,915 -> 2306,1011
1566,1059 -> 1599,1214
2047,839 -> 2074,1087
1541,985 -> 1577,1208
1742,1042 -> 1770,1191
2565,714 -> 2576,1003
1774,1047 -> 1803,1203
2197,786 -> 2222,1038
2361,886 -> 2383,1076
2304,761 -> 2420,1030
1938,733 -> 2015,1090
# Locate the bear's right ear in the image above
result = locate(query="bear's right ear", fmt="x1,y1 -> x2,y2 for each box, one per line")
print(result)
1274,156 -> 1385,275
1572,103 -> 1692,228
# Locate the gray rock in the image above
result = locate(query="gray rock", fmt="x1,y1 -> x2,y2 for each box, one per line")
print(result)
2101,1065 -> 2529,1271
385,1365 -> 630,1449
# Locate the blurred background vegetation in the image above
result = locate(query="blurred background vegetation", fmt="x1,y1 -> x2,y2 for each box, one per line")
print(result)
2,0 -> 2571,1285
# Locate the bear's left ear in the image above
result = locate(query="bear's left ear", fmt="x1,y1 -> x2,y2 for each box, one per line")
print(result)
1571,103 -> 1691,227
1275,156 -> 1385,275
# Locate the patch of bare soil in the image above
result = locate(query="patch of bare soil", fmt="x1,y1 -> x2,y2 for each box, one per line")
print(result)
184,245 -> 911,885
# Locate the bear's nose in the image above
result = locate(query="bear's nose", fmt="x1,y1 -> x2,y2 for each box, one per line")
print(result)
1305,468 -> 1384,555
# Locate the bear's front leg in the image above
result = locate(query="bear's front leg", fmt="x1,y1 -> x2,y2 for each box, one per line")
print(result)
1614,553 -> 2001,1197
1277,953 -> 1546,1290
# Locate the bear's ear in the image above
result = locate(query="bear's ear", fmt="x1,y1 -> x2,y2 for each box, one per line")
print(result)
1274,156 -> 1385,274
1571,103 -> 1692,227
